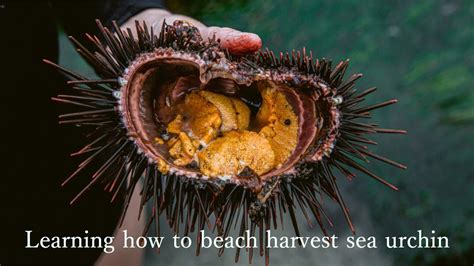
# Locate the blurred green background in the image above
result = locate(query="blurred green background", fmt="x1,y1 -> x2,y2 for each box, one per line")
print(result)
59,0 -> 474,265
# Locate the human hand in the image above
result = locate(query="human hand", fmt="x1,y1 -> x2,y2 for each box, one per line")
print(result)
121,9 -> 262,55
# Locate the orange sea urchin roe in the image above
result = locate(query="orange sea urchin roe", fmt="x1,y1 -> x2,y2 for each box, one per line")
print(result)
197,131 -> 275,178
166,92 -> 221,165
166,91 -> 251,167
163,86 -> 298,178
167,92 -> 222,144
198,91 -> 250,132
255,87 -> 298,168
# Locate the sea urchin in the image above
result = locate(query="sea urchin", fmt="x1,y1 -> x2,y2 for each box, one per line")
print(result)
44,20 -> 406,264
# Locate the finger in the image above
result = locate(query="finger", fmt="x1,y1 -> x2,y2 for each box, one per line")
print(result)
202,26 -> 262,55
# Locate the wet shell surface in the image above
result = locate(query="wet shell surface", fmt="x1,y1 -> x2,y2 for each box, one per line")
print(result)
46,20 -> 406,264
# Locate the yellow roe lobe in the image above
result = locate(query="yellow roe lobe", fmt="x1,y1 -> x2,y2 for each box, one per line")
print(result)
198,91 -> 251,132
198,130 -> 276,178
256,87 -> 298,168
157,157 -> 170,174
167,92 -> 222,144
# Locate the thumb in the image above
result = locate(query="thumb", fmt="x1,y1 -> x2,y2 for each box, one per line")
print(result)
201,26 -> 262,55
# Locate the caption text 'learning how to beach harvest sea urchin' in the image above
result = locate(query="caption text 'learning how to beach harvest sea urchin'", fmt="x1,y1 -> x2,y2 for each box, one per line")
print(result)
25,229 -> 449,254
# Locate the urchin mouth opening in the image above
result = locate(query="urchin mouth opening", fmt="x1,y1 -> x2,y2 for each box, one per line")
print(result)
122,58 -> 335,186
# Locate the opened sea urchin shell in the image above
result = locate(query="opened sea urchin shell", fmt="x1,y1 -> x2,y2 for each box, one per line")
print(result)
45,20 -> 406,264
